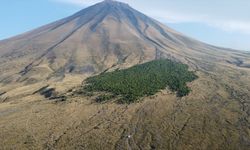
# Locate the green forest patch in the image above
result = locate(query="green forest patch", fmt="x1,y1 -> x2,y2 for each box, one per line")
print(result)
82,59 -> 198,103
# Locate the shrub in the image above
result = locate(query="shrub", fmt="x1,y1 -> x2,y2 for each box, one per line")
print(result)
95,94 -> 115,102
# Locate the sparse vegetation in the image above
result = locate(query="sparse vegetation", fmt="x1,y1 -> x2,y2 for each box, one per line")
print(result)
95,94 -> 115,102
83,59 -> 198,103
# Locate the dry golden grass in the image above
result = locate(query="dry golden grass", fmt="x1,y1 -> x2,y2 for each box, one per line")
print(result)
0,1 -> 250,149
0,63 -> 249,149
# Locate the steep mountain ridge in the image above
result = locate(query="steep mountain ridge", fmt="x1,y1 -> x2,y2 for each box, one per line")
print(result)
1,0 -> 249,85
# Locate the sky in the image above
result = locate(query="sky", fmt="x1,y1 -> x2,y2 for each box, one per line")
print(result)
0,0 -> 250,51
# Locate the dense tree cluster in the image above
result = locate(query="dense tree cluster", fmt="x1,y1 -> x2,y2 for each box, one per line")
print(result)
83,59 -> 198,103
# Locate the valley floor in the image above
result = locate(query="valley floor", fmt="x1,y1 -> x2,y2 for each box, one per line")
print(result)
0,66 -> 249,150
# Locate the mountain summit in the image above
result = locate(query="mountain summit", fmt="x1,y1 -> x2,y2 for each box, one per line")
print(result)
0,0 -> 249,84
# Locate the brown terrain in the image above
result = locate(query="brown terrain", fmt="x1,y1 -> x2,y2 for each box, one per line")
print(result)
0,0 -> 250,149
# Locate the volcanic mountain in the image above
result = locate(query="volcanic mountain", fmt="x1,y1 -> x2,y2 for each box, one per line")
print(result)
0,0 -> 249,84
0,0 -> 249,149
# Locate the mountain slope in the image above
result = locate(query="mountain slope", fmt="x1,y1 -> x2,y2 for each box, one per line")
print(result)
1,0 -> 249,84
0,1 -> 249,149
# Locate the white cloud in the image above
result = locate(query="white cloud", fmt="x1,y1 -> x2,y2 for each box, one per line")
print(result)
52,0 -> 131,6
53,0 -> 101,6
146,10 -> 250,35
212,20 -> 250,34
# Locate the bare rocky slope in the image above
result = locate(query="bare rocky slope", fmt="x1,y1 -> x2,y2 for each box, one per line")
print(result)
0,0 -> 250,149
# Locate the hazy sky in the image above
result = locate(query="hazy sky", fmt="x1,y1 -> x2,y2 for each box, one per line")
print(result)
1,0 -> 250,51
